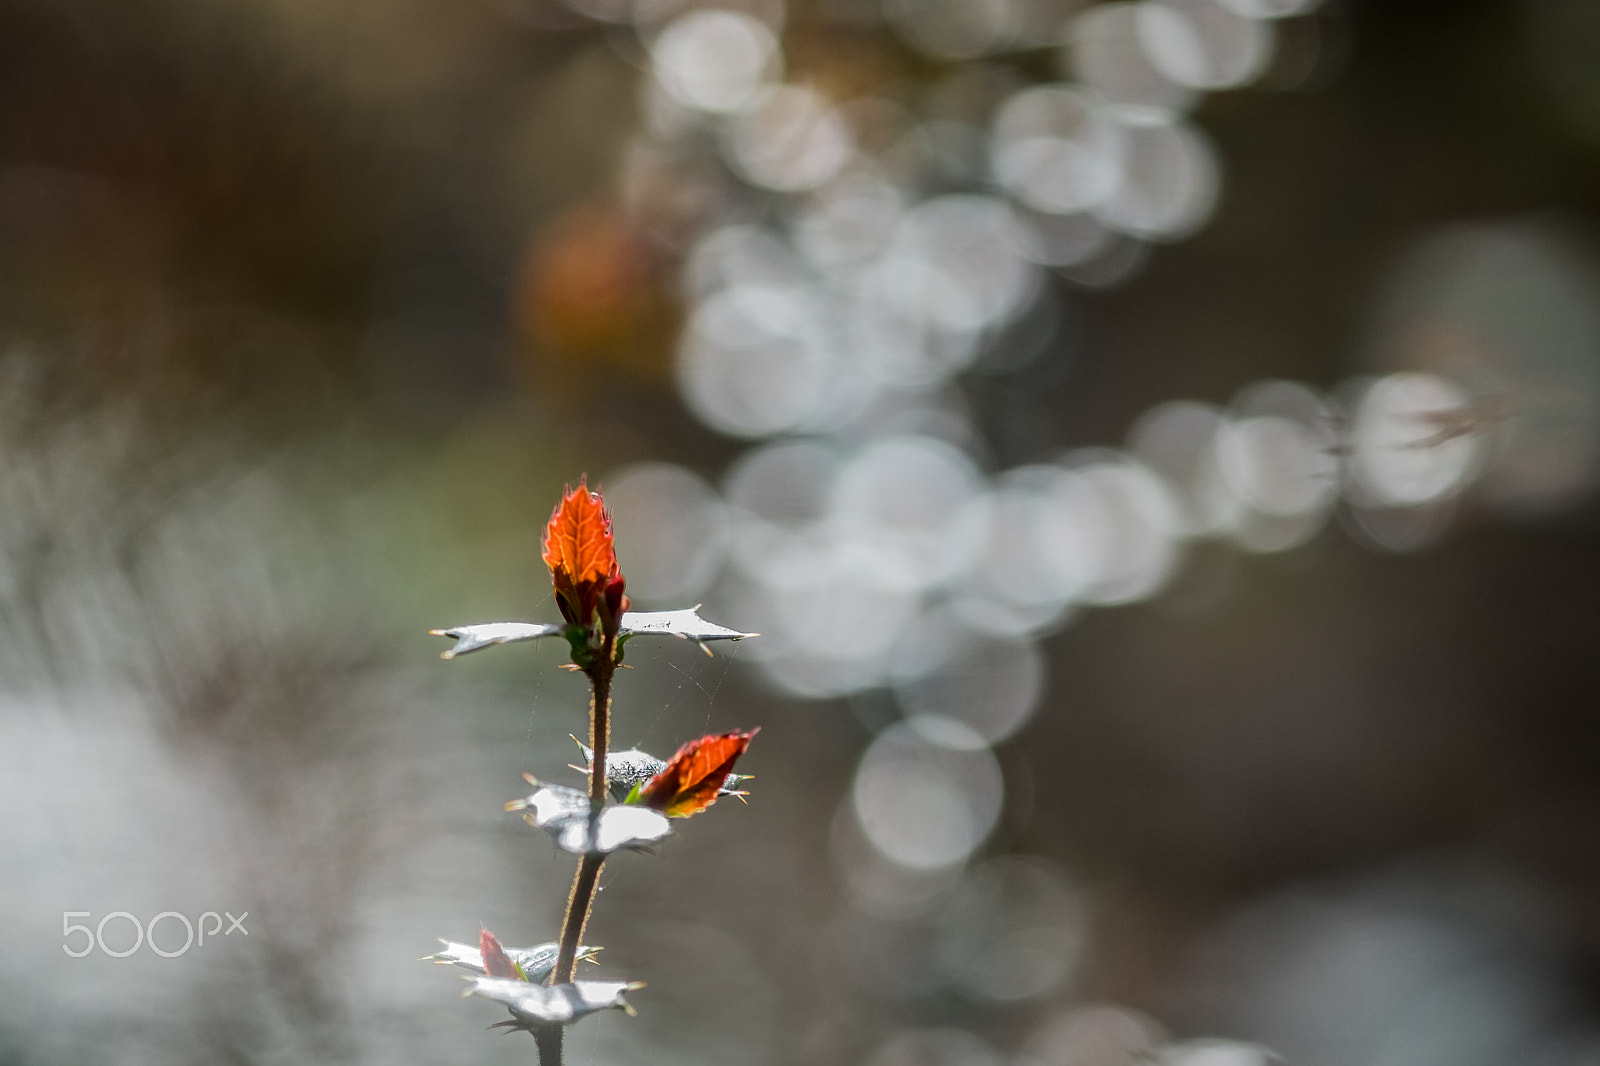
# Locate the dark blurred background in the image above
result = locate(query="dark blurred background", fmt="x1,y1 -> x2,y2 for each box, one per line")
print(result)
4,0 -> 1600,1064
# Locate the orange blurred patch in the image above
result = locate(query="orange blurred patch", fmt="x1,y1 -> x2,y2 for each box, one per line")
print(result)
513,203 -> 677,389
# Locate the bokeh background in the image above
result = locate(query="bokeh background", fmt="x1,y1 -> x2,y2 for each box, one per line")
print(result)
5,0 -> 1600,1063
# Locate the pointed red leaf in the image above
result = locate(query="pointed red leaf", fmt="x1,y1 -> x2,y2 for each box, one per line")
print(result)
638,728 -> 758,818
541,479 -> 619,589
479,927 -> 524,981
540,479 -> 626,628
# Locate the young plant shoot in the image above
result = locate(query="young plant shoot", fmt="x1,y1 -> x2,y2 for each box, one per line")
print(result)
427,479 -> 757,1066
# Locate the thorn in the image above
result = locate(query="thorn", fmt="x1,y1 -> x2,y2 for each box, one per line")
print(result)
440,650 -> 456,660
522,771 -> 539,785
505,799 -> 528,812
429,629 -> 447,636
698,642 -> 714,658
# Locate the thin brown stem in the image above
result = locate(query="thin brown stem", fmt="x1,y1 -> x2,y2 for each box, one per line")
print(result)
541,636 -> 616,1066
584,653 -> 613,808
552,637 -> 615,985
555,851 -> 605,976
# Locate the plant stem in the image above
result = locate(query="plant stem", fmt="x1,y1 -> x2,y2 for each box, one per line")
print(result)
539,851 -> 604,1066
554,648 -> 612,983
538,637 -> 615,1066
534,1026 -> 562,1066
583,652 -> 613,808
556,852 -> 605,975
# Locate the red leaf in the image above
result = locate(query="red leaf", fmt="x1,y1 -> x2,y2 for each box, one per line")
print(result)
540,479 -> 626,627
479,927 -> 524,981
541,479 -> 618,588
638,728 -> 758,818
